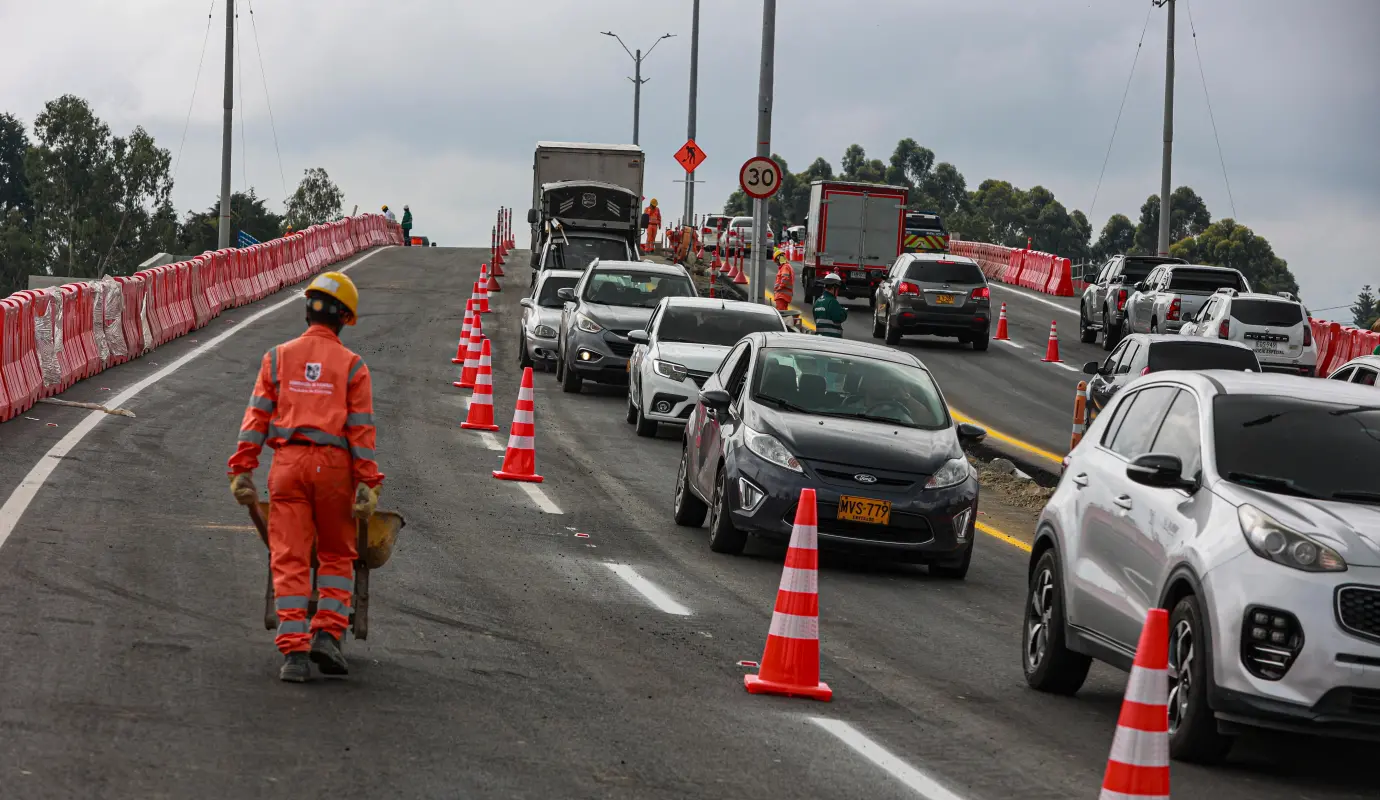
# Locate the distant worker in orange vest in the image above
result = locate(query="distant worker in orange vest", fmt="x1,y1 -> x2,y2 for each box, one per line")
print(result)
644,198 -> 662,253
772,247 -> 795,311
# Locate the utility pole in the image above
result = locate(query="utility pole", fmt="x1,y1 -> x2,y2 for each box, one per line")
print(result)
1156,0 -> 1175,256
602,32 -> 674,147
217,0 -> 235,250
682,0 -> 700,227
751,0 -> 777,304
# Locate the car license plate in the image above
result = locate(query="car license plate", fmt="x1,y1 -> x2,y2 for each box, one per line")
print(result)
837,495 -> 891,525
1253,341 -> 1282,354
935,294 -> 955,305
850,270 -> 865,279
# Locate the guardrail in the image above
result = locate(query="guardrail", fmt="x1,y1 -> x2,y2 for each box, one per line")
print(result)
0,214 -> 402,422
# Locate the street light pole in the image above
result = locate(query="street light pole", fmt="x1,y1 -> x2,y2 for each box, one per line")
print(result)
752,0 -> 777,303
217,0 -> 235,250
602,32 -> 674,148
1155,0 -> 1176,256
683,0 -> 700,228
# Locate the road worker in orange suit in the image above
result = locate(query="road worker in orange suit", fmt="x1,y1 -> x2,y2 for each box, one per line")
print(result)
227,271 -> 384,683
772,247 -> 795,312
644,198 -> 662,253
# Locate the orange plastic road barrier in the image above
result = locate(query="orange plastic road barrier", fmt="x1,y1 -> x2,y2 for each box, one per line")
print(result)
1041,320 -> 1062,363
1071,380 -> 1088,450
1099,608 -> 1170,799
456,313 -> 483,389
493,366 -> 543,483
461,339 -> 501,431
452,300 -> 475,365
744,487 -> 832,702
995,302 -> 1010,340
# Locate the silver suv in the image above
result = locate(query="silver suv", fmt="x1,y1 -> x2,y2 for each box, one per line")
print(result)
1123,264 -> 1250,335
1024,371 -> 1380,762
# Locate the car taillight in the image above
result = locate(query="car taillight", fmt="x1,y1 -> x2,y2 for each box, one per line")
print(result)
1218,319 -> 1230,339
1117,288 -> 1128,311
970,286 -> 990,300
1303,325 -> 1312,346
1141,366 -> 1152,376
1166,298 -> 1181,321
898,281 -> 920,296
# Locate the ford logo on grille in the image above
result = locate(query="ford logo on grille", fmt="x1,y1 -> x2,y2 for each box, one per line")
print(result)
853,473 -> 878,484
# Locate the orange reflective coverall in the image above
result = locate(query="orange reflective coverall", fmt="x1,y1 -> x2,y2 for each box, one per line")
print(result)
773,259 -> 795,311
228,324 -> 384,654
645,206 -> 662,252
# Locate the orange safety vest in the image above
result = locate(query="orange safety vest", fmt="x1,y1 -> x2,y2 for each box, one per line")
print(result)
228,324 -> 384,487
773,261 -> 795,303
648,206 -> 662,228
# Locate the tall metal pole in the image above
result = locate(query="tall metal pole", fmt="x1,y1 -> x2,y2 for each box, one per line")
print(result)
752,0 -> 776,304
217,0 -> 235,250
632,50 -> 642,146
1157,0 -> 1175,256
683,0 -> 700,228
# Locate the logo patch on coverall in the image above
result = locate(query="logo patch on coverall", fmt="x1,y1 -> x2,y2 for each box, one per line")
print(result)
305,363 -> 323,382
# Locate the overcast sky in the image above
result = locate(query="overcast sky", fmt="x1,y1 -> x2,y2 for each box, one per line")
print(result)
1,0 -> 1376,310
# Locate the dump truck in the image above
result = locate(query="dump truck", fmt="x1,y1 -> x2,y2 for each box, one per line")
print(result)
801,180 -> 908,303
528,142 -> 645,264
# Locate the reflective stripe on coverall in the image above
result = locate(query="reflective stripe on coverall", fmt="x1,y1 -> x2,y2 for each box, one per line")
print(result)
228,324 -> 384,653
812,291 -> 847,338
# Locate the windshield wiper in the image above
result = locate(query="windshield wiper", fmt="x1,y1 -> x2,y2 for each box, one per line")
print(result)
756,395 -> 812,413
1330,490 -> 1380,505
1224,471 -> 1325,499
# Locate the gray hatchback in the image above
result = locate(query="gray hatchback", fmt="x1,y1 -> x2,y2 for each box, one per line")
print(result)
870,253 -> 992,350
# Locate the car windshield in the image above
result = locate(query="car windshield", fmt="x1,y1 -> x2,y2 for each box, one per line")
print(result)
1168,269 -> 1246,293
1213,394 -> 1380,500
1231,299 -> 1304,327
657,307 -> 784,346
753,348 -> 950,430
905,260 -> 984,284
548,237 -> 628,271
1148,342 -> 1260,372
536,276 -> 579,308
732,219 -> 751,228
582,270 -> 695,308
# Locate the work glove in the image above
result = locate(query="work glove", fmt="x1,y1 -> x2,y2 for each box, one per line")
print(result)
353,483 -> 380,520
229,473 -> 258,506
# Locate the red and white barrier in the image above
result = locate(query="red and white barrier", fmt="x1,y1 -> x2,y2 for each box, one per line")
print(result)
0,213 -> 403,423
948,239 -> 1075,297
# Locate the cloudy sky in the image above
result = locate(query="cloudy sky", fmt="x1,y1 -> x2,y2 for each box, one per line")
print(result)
2,0 -> 1376,310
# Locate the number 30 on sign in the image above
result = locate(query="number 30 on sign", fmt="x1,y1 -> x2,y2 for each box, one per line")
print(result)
739,156 -> 782,200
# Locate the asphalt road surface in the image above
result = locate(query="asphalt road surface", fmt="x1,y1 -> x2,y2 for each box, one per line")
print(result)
0,245 -> 1371,799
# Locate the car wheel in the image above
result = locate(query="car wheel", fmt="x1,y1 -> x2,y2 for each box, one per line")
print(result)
672,444 -> 708,527
1168,595 -> 1234,764
560,351 -> 583,394
802,281 -> 815,304
707,465 -> 747,555
518,336 -> 534,369
1101,309 -> 1117,351
1023,549 -> 1093,695
884,312 -> 901,346
1079,310 -> 1097,344
625,387 -> 638,424
871,306 -> 885,339
1150,319 -> 1159,334
928,542 -> 971,579
868,291 -> 877,310
972,332 -> 991,351
635,402 -> 658,437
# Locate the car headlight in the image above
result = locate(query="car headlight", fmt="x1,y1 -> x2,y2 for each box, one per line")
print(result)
575,313 -> 603,334
653,359 -> 689,382
534,325 -> 557,338
925,457 -> 971,490
744,426 -> 802,473
1238,504 -> 1346,572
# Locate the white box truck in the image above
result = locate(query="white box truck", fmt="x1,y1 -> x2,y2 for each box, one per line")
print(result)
801,180 -> 908,303
529,142 -> 645,257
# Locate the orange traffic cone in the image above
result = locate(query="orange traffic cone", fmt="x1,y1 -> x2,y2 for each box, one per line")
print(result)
744,487 -> 832,702
732,249 -> 748,285
455,314 -> 483,389
451,299 -> 475,364
476,266 -> 491,313
488,266 -> 503,293
1041,320 -> 1062,363
995,302 -> 1010,340
461,339 -> 501,431
493,366 -> 543,483
1099,608 -> 1170,800
1071,381 -> 1089,450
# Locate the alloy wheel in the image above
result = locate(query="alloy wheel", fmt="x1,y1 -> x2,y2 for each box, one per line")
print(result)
1026,568 -> 1054,670
1168,618 -> 1195,735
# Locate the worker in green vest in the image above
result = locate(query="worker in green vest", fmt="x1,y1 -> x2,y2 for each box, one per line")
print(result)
401,205 -> 413,246
812,273 -> 847,338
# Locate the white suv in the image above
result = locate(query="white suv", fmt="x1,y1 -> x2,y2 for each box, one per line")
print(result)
1179,290 -> 1317,377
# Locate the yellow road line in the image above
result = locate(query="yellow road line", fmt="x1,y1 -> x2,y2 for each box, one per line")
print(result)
976,521 -> 1032,553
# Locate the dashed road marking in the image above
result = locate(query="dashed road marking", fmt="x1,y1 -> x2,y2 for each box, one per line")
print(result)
996,338 -> 1024,349
1049,361 -> 1079,372
477,431 -> 505,451
810,717 -> 969,800
517,482 -> 563,515
604,563 -> 691,616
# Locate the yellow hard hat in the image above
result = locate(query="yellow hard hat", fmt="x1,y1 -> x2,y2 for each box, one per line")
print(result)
650,198 -> 659,207
381,205 -> 389,212
305,271 -> 360,325
773,247 -> 787,262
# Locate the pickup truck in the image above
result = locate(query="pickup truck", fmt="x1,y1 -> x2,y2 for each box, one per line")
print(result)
1123,263 -> 1251,336
1078,254 -> 1187,350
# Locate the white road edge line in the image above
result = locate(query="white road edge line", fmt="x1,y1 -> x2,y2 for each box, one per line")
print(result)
990,282 -> 1079,318
810,717 -> 969,800
477,431 -> 505,451
517,482 -> 563,515
603,563 -> 691,616
996,338 -> 1024,349
0,248 -> 390,553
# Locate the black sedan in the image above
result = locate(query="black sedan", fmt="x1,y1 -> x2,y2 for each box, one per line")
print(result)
672,332 -> 987,578
1082,333 -> 1260,419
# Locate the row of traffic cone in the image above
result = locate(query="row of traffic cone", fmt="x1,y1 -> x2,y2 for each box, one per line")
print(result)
992,301 -> 1064,363
710,246 -> 749,286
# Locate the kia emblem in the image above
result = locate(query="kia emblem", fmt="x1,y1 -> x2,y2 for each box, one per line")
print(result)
853,473 -> 878,484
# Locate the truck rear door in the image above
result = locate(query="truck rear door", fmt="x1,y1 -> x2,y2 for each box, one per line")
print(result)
861,193 -> 903,270
819,191 -> 864,269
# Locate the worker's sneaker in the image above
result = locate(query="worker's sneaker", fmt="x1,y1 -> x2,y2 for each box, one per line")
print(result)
279,652 -> 311,683
309,631 -> 349,676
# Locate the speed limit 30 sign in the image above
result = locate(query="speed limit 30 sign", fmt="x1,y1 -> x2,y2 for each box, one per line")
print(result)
739,156 -> 782,200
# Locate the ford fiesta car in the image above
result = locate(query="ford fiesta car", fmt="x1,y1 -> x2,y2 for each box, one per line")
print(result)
672,332 -> 988,577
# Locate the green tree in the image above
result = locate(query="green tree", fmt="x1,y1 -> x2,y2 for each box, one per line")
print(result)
722,189 -> 750,217
284,167 -> 344,231
1168,218 -> 1298,294
97,126 -> 173,276
917,162 -> 966,215
0,112 -> 30,217
800,157 -> 834,183
0,208 -> 40,296
1133,187 -> 1212,254
969,179 -> 1027,247
1093,213 -> 1135,260
178,189 -> 285,255
885,138 -> 935,188
25,95 -> 120,275
841,144 -> 867,179
1352,285 -> 1378,329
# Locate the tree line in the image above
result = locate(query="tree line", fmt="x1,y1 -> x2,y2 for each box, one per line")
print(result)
0,95 -> 345,297
722,138 -> 1305,297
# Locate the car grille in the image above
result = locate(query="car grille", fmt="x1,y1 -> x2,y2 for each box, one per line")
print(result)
686,368 -> 712,388
606,341 -> 635,358
1337,586 -> 1380,643
813,467 -> 915,490
784,503 -> 933,544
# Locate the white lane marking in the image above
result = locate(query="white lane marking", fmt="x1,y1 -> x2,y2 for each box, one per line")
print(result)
996,338 -> 1024,349
517,482 -> 563,515
477,431 -> 505,451
0,248 -> 390,553
810,718 -> 969,800
990,282 -> 1079,318
1048,361 -> 1079,372
603,563 -> 691,616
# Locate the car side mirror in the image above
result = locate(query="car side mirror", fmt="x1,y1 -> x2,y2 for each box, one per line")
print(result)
556,288 -> 575,302
527,208 -> 537,225
519,298 -> 534,309
627,329 -> 649,344
1083,360 -> 1101,376
699,388 -> 732,413
956,422 -> 987,445
1126,453 -> 1197,491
